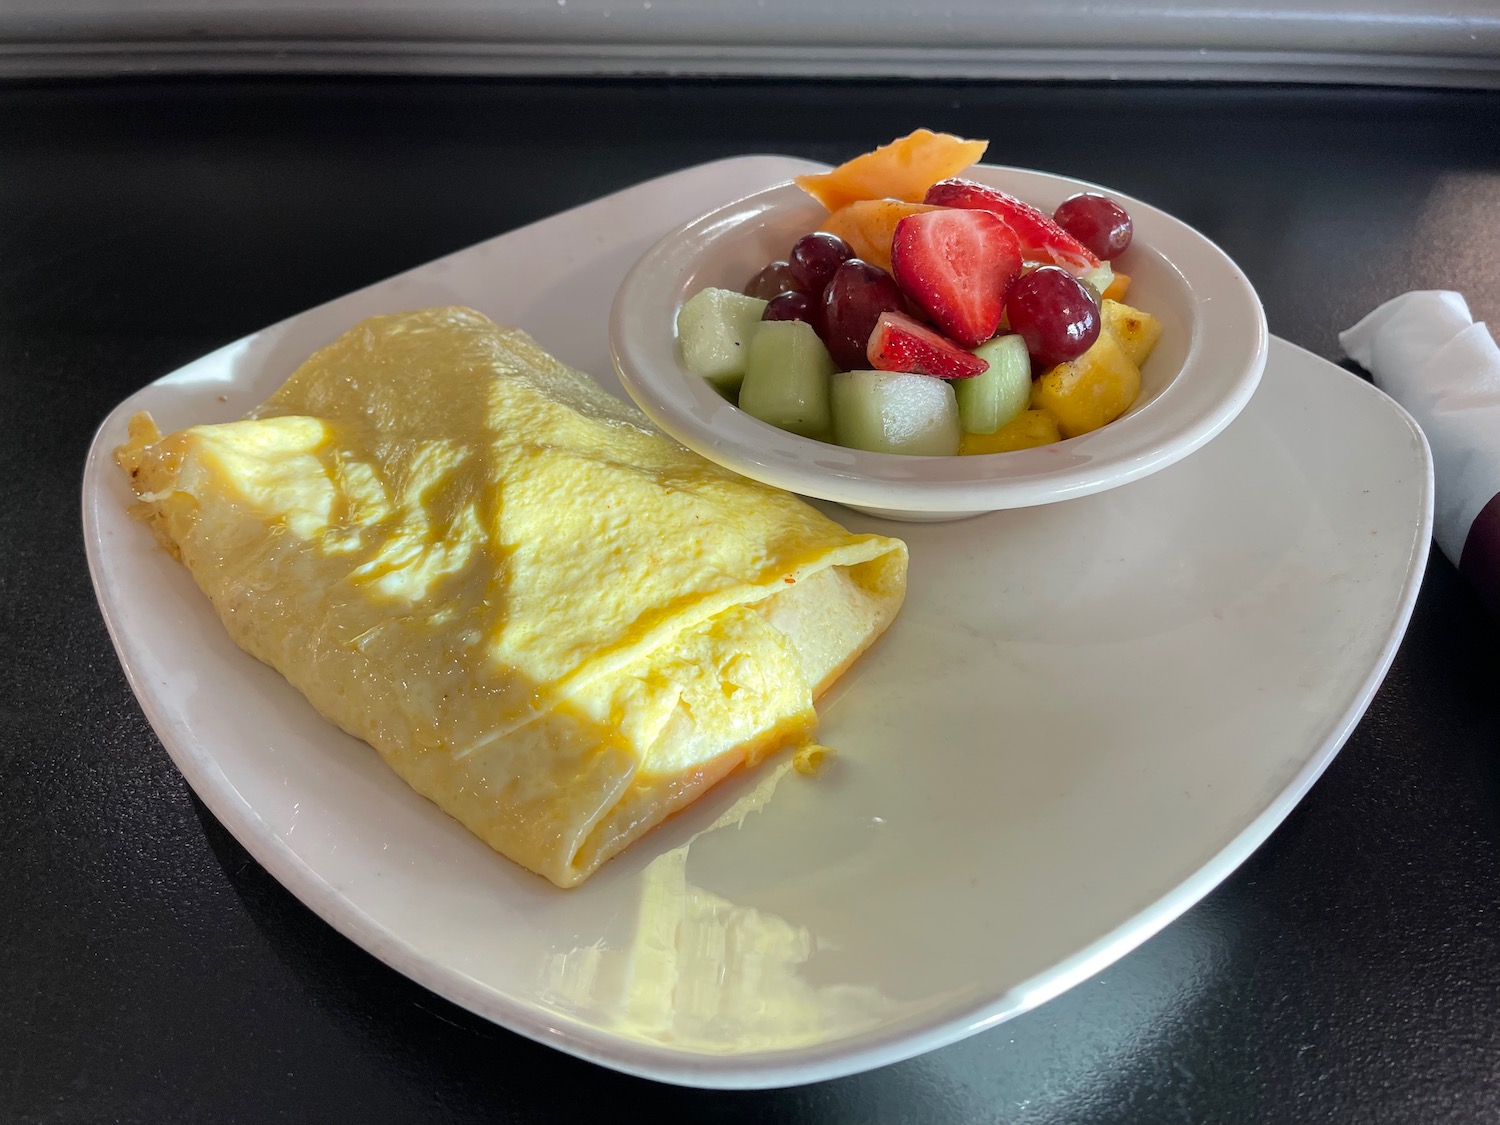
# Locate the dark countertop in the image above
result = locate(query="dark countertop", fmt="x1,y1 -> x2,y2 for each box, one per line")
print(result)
4,78 -> 1500,1124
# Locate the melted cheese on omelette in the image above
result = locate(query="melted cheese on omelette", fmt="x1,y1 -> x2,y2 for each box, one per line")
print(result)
117,308 -> 907,886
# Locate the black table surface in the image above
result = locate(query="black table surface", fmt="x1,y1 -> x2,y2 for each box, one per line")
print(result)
5,77 -> 1500,1124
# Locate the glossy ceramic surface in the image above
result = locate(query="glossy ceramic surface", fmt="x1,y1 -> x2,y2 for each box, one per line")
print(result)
611,163 -> 1267,519
83,156 -> 1430,1089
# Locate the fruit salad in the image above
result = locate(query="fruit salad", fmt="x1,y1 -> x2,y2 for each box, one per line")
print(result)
675,130 -> 1164,458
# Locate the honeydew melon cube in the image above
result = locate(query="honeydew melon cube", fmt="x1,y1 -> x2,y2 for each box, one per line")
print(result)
831,370 -> 961,457
676,288 -> 768,392
738,319 -> 834,439
958,333 -> 1032,434
1079,261 -> 1114,302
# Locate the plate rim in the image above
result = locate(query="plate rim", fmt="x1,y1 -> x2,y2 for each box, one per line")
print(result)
80,155 -> 1433,1090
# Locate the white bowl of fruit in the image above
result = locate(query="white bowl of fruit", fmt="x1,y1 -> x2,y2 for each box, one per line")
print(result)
610,130 -> 1267,521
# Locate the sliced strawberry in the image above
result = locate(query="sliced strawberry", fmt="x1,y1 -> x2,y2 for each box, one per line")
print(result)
889,209 -> 1021,348
924,178 -> 1100,273
866,311 -> 990,379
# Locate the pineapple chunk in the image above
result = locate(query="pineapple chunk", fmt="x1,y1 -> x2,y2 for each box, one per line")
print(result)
1031,331 -> 1140,439
958,408 -> 1061,454
1101,299 -> 1162,368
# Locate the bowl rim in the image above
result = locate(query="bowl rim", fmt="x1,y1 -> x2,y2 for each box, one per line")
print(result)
609,162 -> 1268,512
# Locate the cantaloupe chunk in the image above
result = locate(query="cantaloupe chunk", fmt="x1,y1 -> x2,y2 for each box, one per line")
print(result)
1030,330 -> 1140,438
1101,272 -> 1131,302
820,199 -> 941,273
1101,299 -> 1162,367
795,129 -> 989,213
958,408 -> 1061,454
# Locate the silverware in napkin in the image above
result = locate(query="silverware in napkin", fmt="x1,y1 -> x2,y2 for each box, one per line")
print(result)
1341,291 -> 1500,619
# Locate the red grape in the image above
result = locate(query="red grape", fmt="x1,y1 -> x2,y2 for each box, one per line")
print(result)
788,232 -> 855,294
1006,266 -> 1101,369
820,260 -> 906,371
762,291 -> 818,326
1052,194 -> 1133,260
744,259 -> 802,300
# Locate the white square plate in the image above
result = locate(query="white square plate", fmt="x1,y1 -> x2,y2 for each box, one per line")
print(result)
83,156 -> 1432,1089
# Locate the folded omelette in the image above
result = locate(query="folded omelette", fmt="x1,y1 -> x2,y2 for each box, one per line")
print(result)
117,307 -> 907,887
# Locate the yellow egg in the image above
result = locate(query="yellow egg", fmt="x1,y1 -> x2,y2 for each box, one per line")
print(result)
117,308 -> 908,887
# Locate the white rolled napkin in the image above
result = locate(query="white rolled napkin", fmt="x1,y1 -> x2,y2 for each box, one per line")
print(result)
1340,291 -> 1500,616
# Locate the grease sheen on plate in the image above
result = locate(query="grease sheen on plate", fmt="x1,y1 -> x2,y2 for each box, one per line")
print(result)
83,155 -> 1431,1089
